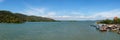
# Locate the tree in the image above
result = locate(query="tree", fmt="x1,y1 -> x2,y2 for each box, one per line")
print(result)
0,10 -> 56,23
98,19 -> 113,24
0,10 -> 26,23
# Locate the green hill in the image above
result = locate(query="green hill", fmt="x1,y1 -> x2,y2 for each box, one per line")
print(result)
0,10 -> 56,23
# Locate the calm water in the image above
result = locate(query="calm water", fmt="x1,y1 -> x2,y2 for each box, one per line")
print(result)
0,21 -> 120,40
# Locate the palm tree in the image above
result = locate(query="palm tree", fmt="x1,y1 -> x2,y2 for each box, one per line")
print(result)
113,16 -> 118,24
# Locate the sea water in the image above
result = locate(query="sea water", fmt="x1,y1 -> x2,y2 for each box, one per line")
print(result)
0,21 -> 120,40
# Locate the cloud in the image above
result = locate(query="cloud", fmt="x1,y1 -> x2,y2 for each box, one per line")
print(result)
46,9 -> 120,20
21,7 -> 46,16
44,16 -> 96,20
0,0 -> 4,2
20,6 -> 120,20
92,9 -> 120,20
44,12 -> 56,16
20,7 -> 58,17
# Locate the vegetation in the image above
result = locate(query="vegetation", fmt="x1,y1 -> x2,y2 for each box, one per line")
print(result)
0,10 -> 56,23
97,19 -> 113,24
97,18 -> 120,24
26,16 -> 56,22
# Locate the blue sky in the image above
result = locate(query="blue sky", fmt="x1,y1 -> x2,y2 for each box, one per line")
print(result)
0,0 -> 120,20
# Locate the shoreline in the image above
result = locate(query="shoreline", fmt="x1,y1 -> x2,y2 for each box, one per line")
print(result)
91,23 -> 120,34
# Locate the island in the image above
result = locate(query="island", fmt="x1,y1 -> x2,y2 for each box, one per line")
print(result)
0,10 -> 56,23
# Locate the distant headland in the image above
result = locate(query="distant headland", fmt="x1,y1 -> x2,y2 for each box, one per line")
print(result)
0,10 -> 56,23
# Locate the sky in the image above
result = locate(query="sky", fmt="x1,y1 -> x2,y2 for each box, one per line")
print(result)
0,0 -> 120,20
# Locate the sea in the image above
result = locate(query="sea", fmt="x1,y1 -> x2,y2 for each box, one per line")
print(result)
0,21 -> 120,40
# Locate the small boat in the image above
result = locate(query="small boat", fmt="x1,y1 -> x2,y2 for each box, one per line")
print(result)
117,31 -> 120,34
118,29 -> 120,34
99,25 -> 107,31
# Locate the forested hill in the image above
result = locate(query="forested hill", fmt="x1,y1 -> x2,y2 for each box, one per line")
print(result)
0,10 -> 56,23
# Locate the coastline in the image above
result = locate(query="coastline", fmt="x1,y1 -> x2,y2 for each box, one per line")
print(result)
91,23 -> 120,34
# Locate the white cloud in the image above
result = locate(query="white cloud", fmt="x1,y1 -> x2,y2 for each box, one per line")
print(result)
45,12 -> 56,16
0,0 -> 4,2
92,9 -> 120,20
49,9 -> 120,20
29,7 -> 46,14
20,7 -> 120,20
21,7 -> 46,16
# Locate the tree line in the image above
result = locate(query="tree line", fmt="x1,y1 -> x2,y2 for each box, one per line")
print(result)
97,17 -> 120,24
0,10 -> 56,23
